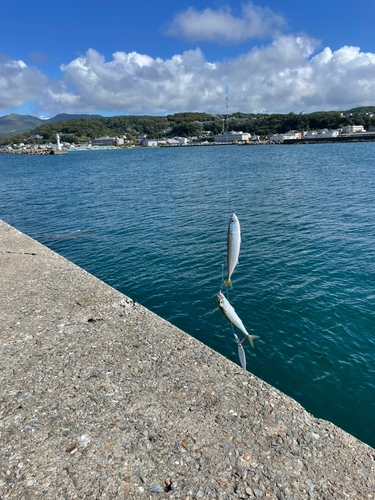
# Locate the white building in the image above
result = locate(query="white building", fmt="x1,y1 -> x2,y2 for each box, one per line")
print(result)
324,130 -> 340,137
142,139 -> 158,147
342,125 -> 366,134
164,137 -> 189,146
284,130 -> 301,139
270,131 -> 301,142
214,131 -> 250,143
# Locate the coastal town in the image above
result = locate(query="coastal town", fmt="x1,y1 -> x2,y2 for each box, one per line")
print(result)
1,110 -> 375,153
2,124 -> 375,154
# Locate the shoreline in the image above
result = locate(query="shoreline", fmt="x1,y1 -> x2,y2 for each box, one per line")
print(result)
2,135 -> 375,155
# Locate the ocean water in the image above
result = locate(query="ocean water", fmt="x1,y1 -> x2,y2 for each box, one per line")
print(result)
1,144 -> 375,447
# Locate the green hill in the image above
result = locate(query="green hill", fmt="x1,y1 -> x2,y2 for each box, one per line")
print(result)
0,113 -> 103,139
0,112 -> 219,144
0,114 -> 43,139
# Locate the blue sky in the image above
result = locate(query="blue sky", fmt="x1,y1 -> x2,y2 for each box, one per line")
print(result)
1,0 -> 375,117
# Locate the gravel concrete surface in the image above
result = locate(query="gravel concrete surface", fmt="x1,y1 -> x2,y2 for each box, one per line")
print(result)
1,219 -> 374,499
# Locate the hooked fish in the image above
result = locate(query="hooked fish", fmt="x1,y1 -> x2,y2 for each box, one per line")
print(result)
216,291 -> 259,348
234,333 -> 247,375
222,213 -> 241,288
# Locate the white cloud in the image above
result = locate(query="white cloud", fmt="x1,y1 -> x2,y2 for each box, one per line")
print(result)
56,47 -> 221,114
166,2 -> 287,43
0,54 -> 48,112
2,38 -> 375,115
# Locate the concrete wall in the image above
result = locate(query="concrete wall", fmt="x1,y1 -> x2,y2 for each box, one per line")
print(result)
1,219 -> 374,499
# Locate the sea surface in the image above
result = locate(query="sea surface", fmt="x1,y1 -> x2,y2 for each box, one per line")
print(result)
1,144 -> 375,448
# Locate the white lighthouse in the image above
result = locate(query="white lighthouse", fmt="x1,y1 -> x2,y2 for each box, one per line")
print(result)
56,133 -> 61,150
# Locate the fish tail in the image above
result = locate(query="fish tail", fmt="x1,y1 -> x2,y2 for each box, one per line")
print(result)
247,335 -> 260,348
221,279 -> 233,288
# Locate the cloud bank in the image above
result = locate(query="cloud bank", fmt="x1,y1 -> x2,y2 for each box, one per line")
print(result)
0,55 -> 48,111
1,36 -> 375,115
166,2 -> 287,43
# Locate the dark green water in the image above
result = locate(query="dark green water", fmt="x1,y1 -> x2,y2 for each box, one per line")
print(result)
1,144 -> 375,447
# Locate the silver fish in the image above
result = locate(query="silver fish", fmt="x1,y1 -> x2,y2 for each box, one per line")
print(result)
234,334 -> 247,375
216,291 -> 259,347
222,213 -> 241,288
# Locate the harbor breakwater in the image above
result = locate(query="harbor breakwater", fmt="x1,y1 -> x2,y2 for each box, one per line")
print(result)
0,148 -> 67,155
279,134 -> 375,145
0,219 -> 374,499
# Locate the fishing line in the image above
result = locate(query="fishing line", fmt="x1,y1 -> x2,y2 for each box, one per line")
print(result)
219,84 -> 231,291
220,84 -> 237,340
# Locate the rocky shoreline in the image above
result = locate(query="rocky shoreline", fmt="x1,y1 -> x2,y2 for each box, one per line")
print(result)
1,219 -> 374,499
0,148 -> 53,155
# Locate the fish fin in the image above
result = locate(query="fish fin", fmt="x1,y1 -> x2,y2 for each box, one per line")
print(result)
222,279 -> 233,288
248,335 -> 260,348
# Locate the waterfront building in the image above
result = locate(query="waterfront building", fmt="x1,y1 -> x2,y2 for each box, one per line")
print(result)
142,139 -> 158,147
171,137 -> 188,145
91,136 -> 116,146
214,131 -> 250,143
166,138 -> 179,145
284,130 -> 302,139
270,130 -> 301,142
342,125 -> 366,134
303,131 -> 318,138
269,134 -> 285,142
324,130 -> 340,137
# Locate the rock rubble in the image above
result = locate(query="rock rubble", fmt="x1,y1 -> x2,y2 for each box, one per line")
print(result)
0,148 -> 52,155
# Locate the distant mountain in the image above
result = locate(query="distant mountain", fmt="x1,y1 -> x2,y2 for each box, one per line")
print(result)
0,113 -> 102,139
0,114 -> 43,139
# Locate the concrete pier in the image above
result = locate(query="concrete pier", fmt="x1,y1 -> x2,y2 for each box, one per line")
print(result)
1,219 -> 374,499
